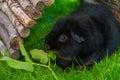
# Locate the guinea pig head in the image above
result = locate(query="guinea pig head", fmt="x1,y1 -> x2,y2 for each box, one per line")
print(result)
44,17 -> 86,63
44,14 -> 105,69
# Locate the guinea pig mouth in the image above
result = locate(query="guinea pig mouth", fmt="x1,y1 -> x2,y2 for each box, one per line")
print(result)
45,50 -> 72,61
45,49 -> 58,53
45,49 -> 60,55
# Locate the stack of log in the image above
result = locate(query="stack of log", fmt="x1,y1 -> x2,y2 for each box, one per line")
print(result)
0,0 -> 54,59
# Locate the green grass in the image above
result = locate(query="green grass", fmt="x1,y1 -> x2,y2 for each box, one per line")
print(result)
0,0 -> 120,80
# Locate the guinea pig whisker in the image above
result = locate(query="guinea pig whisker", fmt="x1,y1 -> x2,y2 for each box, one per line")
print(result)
77,57 -> 86,66
74,57 -> 80,66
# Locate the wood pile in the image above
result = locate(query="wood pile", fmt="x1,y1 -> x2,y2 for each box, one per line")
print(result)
0,0 -> 54,59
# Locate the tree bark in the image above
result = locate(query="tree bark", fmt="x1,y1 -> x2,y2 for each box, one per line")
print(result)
0,11 -> 23,50
7,0 -> 36,28
30,0 -> 54,11
17,0 -> 42,20
0,23 -> 20,59
0,2 -> 30,38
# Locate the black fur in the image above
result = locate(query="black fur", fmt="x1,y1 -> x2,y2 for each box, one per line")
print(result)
45,2 -> 120,69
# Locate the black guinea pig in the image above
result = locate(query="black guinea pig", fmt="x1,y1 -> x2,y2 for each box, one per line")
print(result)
44,2 -> 120,69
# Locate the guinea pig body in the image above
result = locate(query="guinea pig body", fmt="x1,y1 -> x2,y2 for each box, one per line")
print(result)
45,2 -> 120,69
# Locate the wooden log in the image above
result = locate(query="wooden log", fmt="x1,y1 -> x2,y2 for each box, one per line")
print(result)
17,0 -> 42,20
0,23 -> 20,59
0,10 -> 23,50
7,0 -> 36,28
30,0 -> 45,11
0,2 -> 30,38
9,48 -> 20,59
43,0 -> 55,6
30,0 -> 54,11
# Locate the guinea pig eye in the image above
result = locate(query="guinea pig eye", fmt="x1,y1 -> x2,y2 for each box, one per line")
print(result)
58,34 -> 68,42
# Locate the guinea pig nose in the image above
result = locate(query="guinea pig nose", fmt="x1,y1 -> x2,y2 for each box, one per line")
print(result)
45,44 -> 50,51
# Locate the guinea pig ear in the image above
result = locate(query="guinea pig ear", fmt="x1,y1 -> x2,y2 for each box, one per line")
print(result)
71,32 -> 85,43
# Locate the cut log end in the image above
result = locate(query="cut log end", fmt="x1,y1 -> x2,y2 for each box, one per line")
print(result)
7,0 -> 36,28
19,28 -> 30,38
26,6 -> 42,20
35,1 -> 45,11
10,36 -> 23,50
34,0 -> 55,11
17,25 -> 30,38
25,20 -> 36,28
44,0 -> 55,7
9,48 -> 20,59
